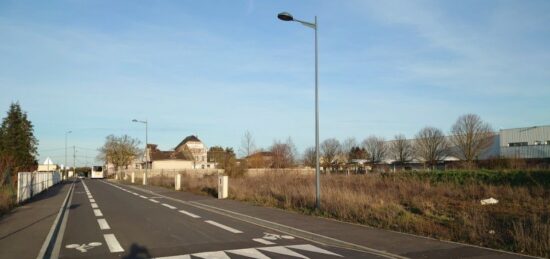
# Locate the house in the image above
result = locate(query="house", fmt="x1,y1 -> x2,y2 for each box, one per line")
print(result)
37,157 -> 59,172
133,135 -> 216,170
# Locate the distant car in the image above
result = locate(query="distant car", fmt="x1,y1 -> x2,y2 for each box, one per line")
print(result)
77,173 -> 85,179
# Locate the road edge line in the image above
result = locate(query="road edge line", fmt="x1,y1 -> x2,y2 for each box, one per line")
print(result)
36,179 -> 75,259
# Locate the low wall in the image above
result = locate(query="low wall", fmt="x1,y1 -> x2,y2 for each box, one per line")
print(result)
117,168 -> 223,179
17,171 -> 62,203
246,168 -> 314,177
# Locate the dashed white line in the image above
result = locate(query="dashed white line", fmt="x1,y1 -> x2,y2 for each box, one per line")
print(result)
104,234 -> 124,253
253,238 -> 276,245
162,203 -> 177,209
204,220 -> 243,234
149,199 -> 159,203
139,195 -> 147,198
91,203 -> 98,209
97,218 -> 111,230
93,209 -> 103,217
178,210 -> 201,219
89,199 -> 95,203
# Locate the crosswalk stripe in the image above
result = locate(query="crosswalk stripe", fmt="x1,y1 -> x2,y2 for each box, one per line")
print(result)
287,244 -> 343,257
226,248 -> 270,259
258,246 -> 309,258
192,251 -> 230,259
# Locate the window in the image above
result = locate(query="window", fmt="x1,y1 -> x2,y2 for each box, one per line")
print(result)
534,141 -> 542,145
547,140 -> 550,145
508,142 -> 528,147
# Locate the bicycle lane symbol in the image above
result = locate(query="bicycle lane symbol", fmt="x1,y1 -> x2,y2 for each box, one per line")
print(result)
65,242 -> 102,253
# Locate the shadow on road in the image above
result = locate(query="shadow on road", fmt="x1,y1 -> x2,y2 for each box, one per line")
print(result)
122,243 -> 151,259
0,211 -> 57,241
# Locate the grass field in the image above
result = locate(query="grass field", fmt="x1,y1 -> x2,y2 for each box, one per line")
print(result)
142,170 -> 549,257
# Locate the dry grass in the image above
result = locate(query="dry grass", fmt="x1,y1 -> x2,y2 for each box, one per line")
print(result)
135,171 -> 549,257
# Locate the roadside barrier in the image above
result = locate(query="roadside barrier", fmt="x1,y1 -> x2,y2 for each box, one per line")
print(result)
17,171 -> 62,203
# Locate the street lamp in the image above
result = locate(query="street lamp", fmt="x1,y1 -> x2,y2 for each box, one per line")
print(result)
65,130 -> 72,179
132,119 -> 148,182
278,12 -> 320,209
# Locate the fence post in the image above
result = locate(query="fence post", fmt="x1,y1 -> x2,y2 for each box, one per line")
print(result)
175,173 -> 181,191
131,172 -> 135,183
142,171 -> 147,185
218,175 -> 228,199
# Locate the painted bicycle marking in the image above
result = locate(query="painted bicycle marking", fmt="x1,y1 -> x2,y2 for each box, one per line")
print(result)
262,232 -> 295,240
65,242 -> 102,252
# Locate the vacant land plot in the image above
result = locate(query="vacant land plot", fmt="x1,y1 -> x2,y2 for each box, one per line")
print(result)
145,170 -> 550,257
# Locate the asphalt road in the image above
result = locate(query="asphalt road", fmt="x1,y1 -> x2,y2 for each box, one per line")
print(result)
58,179 -> 382,259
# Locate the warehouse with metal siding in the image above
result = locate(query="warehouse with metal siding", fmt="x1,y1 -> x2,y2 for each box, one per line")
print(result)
499,125 -> 550,158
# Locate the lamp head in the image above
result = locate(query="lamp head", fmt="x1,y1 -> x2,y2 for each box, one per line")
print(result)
132,119 -> 138,122
277,12 -> 294,21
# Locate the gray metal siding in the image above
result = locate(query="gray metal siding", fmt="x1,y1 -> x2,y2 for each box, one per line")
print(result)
499,126 -> 550,146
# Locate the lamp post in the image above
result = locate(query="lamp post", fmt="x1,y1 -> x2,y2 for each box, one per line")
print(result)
277,12 -> 321,209
65,130 -> 72,179
132,119 -> 148,182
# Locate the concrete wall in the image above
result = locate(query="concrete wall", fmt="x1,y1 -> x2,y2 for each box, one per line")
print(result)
246,168 -> 314,177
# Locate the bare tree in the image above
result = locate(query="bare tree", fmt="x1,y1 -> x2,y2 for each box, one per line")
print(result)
302,146 -> 316,168
390,134 -> 412,164
239,131 -> 256,158
362,136 -> 387,164
321,138 -> 341,172
97,135 -> 141,173
340,137 -> 357,163
450,114 -> 494,164
414,127 -> 448,169
270,137 -> 297,168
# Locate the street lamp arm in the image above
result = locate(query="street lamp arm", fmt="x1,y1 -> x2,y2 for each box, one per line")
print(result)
294,19 -> 316,29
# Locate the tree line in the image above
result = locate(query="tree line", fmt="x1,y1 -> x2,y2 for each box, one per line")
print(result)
241,113 -> 494,171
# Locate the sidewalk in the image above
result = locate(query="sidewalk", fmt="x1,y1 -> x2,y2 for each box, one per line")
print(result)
0,181 -> 72,259
122,181 -> 536,259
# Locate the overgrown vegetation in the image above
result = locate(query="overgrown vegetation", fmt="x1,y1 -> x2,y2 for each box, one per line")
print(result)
0,102 -> 38,216
143,170 -> 550,257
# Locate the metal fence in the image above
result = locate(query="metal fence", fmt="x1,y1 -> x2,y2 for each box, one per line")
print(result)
17,171 -> 62,203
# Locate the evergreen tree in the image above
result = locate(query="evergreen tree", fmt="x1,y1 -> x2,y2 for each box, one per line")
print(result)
0,102 -> 38,173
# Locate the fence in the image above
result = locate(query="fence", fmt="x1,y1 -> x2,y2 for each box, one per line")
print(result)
17,171 -> 62,203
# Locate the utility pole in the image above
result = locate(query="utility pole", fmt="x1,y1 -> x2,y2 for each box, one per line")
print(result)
73,145 -> 76,176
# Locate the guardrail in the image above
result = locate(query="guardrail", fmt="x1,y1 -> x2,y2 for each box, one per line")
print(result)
17,171 -> 62,203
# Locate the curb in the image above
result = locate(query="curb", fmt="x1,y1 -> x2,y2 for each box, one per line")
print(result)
36,180 -> 75,259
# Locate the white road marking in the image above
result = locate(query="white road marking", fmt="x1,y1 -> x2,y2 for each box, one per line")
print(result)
252,238 -> 276,245
104,234 -> 124,253
204,220 -> 243,234
139,195 -> 147,198
226,248 -> 270,259
287,244 -> 343,257
192,251 -> 231,259
149,199 -> 160,203
258,246 -> 308,258
178,210 -> 201,219
91,203 -> 98,209
155,255 -> 191,259
162,203 -> 177,209
89,199 -> 95,203
93,209 -> 103,217
97,219 -> 111,230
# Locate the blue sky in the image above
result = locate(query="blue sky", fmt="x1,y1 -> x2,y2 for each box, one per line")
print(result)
1,0 -> 549,165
